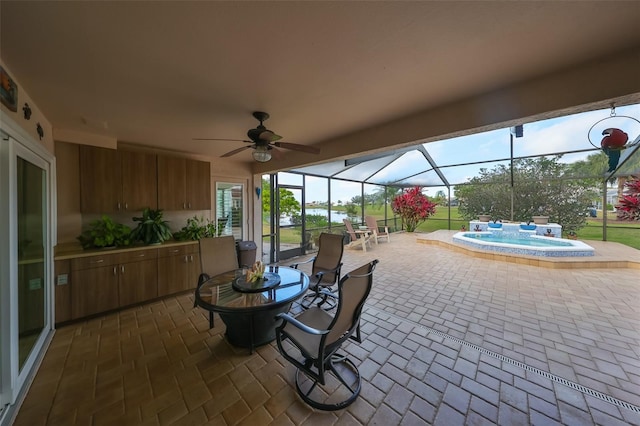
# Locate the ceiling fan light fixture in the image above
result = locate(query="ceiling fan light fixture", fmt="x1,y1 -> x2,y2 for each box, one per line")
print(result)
252,145 -> 272,162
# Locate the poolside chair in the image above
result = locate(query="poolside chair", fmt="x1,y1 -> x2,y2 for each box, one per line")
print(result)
343,219 -> 371,252
194,235 -> 239,328
365,215 -> 390,243
275,260 -> 379,411
291,232 -> 344,310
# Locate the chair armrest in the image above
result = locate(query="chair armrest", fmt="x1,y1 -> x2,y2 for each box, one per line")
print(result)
290,256 -> 316,269
197,273 -> 210,287
275,312 -> 330,336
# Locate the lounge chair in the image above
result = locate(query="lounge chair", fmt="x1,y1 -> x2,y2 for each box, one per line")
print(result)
343,219 -> 372,252
365,215 -> 390,243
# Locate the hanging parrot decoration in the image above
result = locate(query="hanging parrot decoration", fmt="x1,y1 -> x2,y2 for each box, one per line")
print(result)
600,128 -> 628,172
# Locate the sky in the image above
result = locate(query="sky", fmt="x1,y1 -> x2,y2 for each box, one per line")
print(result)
278,103 -> 640,205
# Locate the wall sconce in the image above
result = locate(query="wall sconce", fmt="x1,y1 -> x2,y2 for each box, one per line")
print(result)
36,123 -> 44,140
255,187 -> 261,198
23,103 -> 32,120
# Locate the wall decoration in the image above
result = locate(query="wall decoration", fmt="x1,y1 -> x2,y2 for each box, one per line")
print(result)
36,123 -> 44,140
23,103 -> 32,120
0,66 -> 18,112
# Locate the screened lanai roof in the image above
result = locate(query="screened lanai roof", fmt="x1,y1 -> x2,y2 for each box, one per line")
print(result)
290,105 -> 640,188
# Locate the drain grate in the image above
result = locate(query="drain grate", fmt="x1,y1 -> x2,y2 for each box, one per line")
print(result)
366,306 -> 640,414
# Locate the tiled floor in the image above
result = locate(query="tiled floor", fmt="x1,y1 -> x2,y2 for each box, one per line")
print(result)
15,232 -> 640,425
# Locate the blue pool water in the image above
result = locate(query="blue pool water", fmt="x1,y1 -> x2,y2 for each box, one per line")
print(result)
453,231 -> 594,257
461,233 -> 573,247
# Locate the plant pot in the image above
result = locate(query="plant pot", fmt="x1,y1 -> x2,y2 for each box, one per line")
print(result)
532,216 -> 549,225
478,214 -> 491,222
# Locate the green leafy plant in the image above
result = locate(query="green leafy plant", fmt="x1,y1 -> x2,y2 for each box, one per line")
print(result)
391,186 -> 437,232
130,208 -> 172,245
616,175 -> 640,221
77,215 -> 132,249
173,216 -> 216,241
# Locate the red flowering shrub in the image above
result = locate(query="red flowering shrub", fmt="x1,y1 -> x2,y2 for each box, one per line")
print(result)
391,186 -> 437,232
616,175 -> 640,221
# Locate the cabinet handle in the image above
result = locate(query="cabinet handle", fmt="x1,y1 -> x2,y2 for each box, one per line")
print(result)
117,202 -> 121,211
125,202 -> 128,210
184,256 -> 189,263
169,249 -> 179,253
136,253 -> 146,257
189,255 -> 194,262
188,202 -> 191,209
121,265 -> 125,274
183,203 -> 186,209
90,259 -> 105,264
113,267 -> 117,275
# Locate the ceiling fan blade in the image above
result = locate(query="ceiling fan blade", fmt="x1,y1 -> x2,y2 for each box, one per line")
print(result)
193,138 -> 252,143
273,141 -> 320,154
259,130 -> 282,142
221,145 -> 252,157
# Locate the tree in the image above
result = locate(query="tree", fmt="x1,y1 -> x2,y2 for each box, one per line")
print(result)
433,190 -> 447,206
261,178 -> 301,219
454,156 -> 597,232
391,186 -> 437,232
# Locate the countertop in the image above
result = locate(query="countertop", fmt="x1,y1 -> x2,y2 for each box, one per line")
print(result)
55,240 -> 198,260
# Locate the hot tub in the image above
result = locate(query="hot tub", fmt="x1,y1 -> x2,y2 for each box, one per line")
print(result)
453,231 -> 594,257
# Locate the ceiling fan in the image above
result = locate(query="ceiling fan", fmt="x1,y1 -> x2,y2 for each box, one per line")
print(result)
194,111 -> 320,162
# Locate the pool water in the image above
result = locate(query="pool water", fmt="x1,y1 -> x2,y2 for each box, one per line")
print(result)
453,231 -> 595,257
461,233 -> 573,247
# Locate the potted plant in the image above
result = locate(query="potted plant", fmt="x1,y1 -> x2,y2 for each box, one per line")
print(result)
130,208 -> 173,245
532,216 -> 549,225
478,214 -> 491,222
173,216 -> 216,241
77,215 -> 132,249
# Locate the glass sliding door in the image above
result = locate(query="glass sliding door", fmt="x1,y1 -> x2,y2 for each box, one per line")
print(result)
16,155 -> 47,371
0,132 -> 54,422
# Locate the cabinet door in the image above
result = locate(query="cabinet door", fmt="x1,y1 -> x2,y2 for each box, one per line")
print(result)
186,159 -> 211,210
157,253 -> 190,296
157,156 -> 187,210
79,146 -> 121,212
187,252 -> 201,290
118,258 -> 158,307
121,150 -> 158,211
71,265 -> 119,319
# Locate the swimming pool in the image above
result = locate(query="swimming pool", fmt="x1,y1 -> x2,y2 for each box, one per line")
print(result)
453,231 -> 595,257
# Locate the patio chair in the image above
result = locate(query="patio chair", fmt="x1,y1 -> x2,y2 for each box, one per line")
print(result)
275,259 -> 379,411
343,219 -> 372,252
365,215 -> 390,243
291,232 -> 344,310
194,235 -> 239,328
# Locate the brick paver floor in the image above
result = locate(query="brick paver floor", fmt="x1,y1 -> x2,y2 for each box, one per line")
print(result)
14,232 -> 640,425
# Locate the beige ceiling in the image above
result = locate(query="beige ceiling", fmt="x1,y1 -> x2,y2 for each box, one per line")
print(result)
1,1 -> 639,171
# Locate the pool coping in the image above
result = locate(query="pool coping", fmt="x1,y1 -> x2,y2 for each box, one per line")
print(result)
417,230 -> 640,269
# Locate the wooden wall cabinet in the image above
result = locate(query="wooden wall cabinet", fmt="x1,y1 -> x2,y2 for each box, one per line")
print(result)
158,156 -> 211,211
79,146 -> 157,213
157,244 -> 200,297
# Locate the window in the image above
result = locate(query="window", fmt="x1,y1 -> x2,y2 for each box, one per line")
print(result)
216,182 -> 244,240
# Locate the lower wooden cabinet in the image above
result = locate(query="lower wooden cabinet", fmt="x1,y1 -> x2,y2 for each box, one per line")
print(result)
157,244 -> 201,297
71,260 -> 120,319
117,250 -> 158,307
62,242 -> 198,321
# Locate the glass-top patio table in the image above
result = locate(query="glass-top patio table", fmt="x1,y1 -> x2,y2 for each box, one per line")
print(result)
195,265 -> 309,353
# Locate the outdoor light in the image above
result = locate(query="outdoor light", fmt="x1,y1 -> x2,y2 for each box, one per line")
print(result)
252,145 -> 272,162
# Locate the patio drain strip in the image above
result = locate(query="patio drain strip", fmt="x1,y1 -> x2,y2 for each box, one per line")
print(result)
366,306 -> 640,414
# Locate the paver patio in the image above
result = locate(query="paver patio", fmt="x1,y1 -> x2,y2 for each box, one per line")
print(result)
13,232 -> 640,425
